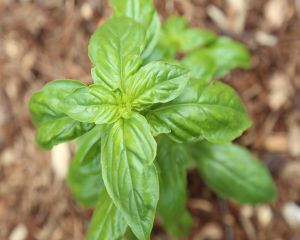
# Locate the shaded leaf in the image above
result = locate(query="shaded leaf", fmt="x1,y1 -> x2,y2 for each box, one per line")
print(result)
193,141 -> 277,204
156,136 -> 192,237
67,126 -> 103,207
86,188 -> 127,240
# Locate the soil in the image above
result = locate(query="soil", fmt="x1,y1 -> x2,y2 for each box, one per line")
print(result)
0,0 -> 299,239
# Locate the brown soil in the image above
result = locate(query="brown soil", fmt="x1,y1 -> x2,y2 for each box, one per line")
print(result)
0,0 -> 299,239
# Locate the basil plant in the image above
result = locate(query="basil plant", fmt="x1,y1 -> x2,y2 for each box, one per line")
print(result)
29,0 -> 276,239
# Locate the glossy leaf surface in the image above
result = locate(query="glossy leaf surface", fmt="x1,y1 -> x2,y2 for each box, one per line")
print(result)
125,61 -> 189,110
101,113 -> 159,240
156,137 -> 192,237
29,80 -> 94,149
89,17 -> 146,89
193,141 -> 277,204
61,84 -> 122,124
110,0 -> 160,57
147,80 -> 252,143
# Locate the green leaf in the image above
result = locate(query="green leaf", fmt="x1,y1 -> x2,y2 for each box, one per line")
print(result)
101,113 -> 159,240
88,17 -> 146,89
110,0 -> 160,58
163,15 -> 188,34
29,80 -> 94,149
161,16 -> 216,52
179,28 -> 216,52
200,37 -> 251,77
156,136 -> 192,237
145,16 -> 216,62
67,126 -> 104,207
61,84 -> 123,124
86,188 -> 127,240
124,228 -> 138,240
143,42 -> 176,63
147,80 -> 252,143
193,141 -> 277,204
181,51 -> 216,82
125,61 -> 189,110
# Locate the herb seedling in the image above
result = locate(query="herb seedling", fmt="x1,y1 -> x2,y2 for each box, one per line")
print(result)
29,1 -> 276,239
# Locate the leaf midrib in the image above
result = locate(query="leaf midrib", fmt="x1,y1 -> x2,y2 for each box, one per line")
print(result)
96,201 -> 114,237
121,119 -> 146,240
132,74 -> 186,104
202,158 -> 271,200
149,102 -> 244,114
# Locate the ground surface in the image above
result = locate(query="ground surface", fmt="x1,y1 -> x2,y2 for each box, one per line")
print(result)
0,0 -> 299,239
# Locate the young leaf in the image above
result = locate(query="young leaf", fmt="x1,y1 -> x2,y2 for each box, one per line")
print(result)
156,136 -> 192,237
193,141 -> 277,204
67,126 -> 104,207
147,80 -> 252,143
101,113 -> 159,240
86,188 -> 127,240
157,16 -> 216,55
29,80 -> 94,149
180,28 -> 217,52
160,16 -> 188,52
192,37 -> 251,78
88,17 -> 146,89
125,61 -> 189,110
181,51 -> 216,82
61,84 -> 122,124
163,15 -> 188,33
110,0 -> 160,58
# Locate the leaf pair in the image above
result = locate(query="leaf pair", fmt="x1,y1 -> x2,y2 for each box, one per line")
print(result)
67,16 -> 189,127
147,16 -> 216,61
147,15 -> 251,82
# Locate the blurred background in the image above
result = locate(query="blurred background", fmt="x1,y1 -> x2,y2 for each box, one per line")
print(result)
0,0 -> 299,239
